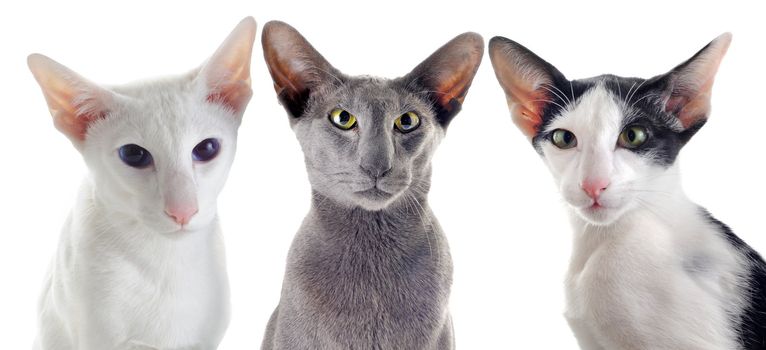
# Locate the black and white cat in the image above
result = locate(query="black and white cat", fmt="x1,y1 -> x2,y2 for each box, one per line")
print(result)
490,33 -> 766,349
28,18 -> 256,350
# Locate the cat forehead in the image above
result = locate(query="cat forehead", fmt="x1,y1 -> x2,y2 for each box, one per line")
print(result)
546,82 -> 623,133
111,74 -> 199,104
318,76 -> 432,116
88,75 -> 237,145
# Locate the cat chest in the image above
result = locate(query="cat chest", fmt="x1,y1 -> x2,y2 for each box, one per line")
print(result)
82,253 -> 229,347
564,230 -> 740,348
289,246 -> 450,345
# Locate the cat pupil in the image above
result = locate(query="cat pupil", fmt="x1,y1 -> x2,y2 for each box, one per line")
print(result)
401,114 -> 412,126
339,110 -> 350,124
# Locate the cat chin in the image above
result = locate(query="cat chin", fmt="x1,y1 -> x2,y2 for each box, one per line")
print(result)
574,205 -> 625,226
346,187 -> 407,211
353,192 -> 399,211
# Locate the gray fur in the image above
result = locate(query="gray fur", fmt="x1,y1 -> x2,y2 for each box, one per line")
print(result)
260,21 -> 483,349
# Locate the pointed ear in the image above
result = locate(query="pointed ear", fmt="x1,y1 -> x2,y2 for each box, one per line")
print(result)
489,36 -> 567,139
28,54 -> 115,143
199,17 -> 257,116
655,33 -> 731,129
402,32 -> 483,127
261,21 -> 341,119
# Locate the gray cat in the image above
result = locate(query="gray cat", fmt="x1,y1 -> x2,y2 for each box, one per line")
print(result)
260,21 -> 483,350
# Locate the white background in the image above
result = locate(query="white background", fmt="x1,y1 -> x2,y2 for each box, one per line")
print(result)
1,0 -> 764,348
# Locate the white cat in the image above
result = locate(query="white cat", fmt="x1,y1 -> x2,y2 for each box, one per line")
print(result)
490,33 -> 766,349
28,17 -> 256,350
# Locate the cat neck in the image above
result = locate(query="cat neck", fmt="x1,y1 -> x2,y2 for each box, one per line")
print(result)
566,173 -> 702,269
309,188 -> 435,241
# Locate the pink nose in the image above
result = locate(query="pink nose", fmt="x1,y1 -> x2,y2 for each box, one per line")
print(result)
581,178 -> 610,200
165,204 -> 198,226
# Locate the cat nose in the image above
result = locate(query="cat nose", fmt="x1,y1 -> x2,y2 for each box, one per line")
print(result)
581,178 -> 610,200
165,203 -> 199,226
360,163 -> 392,179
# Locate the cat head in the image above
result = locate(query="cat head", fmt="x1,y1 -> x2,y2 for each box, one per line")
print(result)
490,33 -> 731,225
28,17 -> 257,234
262,21 -> 483,211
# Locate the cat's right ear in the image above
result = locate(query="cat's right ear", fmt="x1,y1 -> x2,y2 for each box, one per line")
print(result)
261,21 -> 341,118
489,36 -> 567,139
27,54 -> 116,144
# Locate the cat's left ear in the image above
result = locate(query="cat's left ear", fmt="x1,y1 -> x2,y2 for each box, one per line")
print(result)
402,32 -> 484,127
652,33 -> 732,130
198,17 -> 257,116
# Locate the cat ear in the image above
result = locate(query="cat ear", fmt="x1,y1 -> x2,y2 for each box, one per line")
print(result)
489,36 -> 567,139
402,32 -> 484,127
262,21 -> 342,119
28,54 -> 115,143
654,33 -> 731,129
199,17 -> 257,116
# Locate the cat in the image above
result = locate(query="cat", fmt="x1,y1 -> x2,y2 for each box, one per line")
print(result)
259,21 -> 483,350
27,17 -> 256,350
489,33 -> 766,349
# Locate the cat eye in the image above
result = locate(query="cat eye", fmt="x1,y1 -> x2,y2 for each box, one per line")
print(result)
394,112 -> 420,133
329,108 -> 357,130
192,138 -> 221,162
551,129 -> 577,149
118,144 -> 153,168
618,126 -> 648,149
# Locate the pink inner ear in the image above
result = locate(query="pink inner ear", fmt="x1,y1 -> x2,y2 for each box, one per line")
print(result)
665,71 -> 717,129
53,108 -> 108,141
504,77 -> 548,138
206,80 -> 252,113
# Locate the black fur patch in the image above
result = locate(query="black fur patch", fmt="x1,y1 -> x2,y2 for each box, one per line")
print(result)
703,208 -> 766,349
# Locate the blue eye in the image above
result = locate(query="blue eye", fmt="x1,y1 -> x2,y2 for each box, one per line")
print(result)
192,138 -> 220,162
118,144 -> 153,168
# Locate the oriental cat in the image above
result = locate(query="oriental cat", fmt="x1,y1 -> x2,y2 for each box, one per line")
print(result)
490,33 -> 766,349
28,17 -> 256,350
260,21 -> 483,350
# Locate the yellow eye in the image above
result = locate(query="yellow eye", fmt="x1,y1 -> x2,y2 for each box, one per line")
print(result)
329,108 -> 357,130
619,126 -> 648,148
394,112 -> 420,133
551,129 -> 577,149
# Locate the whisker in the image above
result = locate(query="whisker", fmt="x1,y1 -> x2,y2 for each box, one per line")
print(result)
312,65 -> 343,86
625,82 -> 637,105
530,99 -> 568,112
630,93 -> 660,110
616,77 -> 622,100
569,80 -> 575,105
626,79 -> 648,106
540,83 -> 571,106
406,192 -> 434,260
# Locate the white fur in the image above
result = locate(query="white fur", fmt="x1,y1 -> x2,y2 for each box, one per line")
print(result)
30,18 -> 256,350
542,85 -> 749,349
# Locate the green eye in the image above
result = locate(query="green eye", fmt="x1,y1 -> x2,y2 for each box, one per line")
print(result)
619,126 -> 648,148
394,112 -> 420,133
551,129 -> 577,149
329,108 -> 357,130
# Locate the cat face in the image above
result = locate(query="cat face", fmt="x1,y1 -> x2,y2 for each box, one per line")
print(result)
490,34 -> 731,225
262,21 -> 483,211
28,17 -> 256,234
